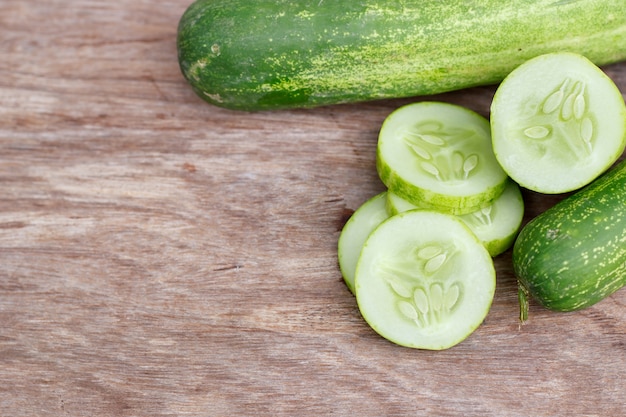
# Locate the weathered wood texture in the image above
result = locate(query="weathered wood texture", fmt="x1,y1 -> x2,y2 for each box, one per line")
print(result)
1,1 -> 624,416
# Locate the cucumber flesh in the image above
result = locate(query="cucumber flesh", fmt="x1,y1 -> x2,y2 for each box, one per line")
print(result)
385,187 -> 484,216
338,192 -> 389,294
386,192 -> 420,216
458,180 -> 524,257
491,52 -> 626,193
387,180 -> 525,257
377,102 -> 508,214
355,210 -> 495,350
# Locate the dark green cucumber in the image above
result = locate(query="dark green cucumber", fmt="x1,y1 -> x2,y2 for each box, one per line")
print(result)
513,159 -> 626,319
176,0 -> 626,111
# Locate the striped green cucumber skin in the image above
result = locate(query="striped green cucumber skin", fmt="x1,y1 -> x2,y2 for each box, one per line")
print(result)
176,0 -> 626,111
513,159 -> 626,312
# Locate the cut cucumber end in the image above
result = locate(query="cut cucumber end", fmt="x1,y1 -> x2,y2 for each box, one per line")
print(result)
377,101 -> 509,212
354,210 -> 496,350
491,52 -> 626,194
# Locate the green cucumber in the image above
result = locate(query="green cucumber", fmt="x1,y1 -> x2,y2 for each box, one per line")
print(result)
355,210 -> 495,350
176,0 -> 626,111
338,192 -> 389,294
513,159 -> 626,319
376,102 -> 508,214
491,52 -> 626,194
387,180 -> 525,257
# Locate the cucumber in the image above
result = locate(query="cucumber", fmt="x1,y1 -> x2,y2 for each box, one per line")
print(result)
355,210 -> 495,350
491,52 -> 626,194
338,192 -> 389,294
513,159 -> 626,320
376,102 -> 508,214
176,0 -> 626,111
387,180 -> 525,257
386,192 -> 420,216
457,180 -> 524,257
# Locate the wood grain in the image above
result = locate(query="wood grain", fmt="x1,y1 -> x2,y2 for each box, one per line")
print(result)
1,1 -> 625,416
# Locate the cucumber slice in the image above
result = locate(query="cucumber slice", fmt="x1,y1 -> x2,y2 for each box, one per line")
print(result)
386,180 -> 524,257
491,52 -> 626,194
354,210 -> 495,350
385,187 -> 485,216
376,101 -> 508,214
338,192 -> 389,294
458,180 -> 524,257
385,191 -> 419,217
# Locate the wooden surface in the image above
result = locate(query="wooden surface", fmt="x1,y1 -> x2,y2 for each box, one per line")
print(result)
1,1 -> 625,416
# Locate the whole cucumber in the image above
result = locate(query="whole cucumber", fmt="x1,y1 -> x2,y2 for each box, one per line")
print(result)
176,0 -> 626,111
514,159 -> 626,319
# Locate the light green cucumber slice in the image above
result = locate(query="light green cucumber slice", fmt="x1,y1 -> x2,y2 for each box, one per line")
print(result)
338,192 -> 389,294
385,191 -> 419,217
376,101 -> 508,214
491,52 -> 626,194
386,180 -> 524,257
385,188 -> 485,216
457,180 -> 524,256
354,210 -> 495,350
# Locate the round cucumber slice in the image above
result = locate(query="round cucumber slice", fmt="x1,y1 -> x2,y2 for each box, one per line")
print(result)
338,192 -> 389,294
376,101 -> 508,214
385,191 -> 419,217
386,180 -> 524,257
354,210 -> 495,350
385,187 -> 485,216
491,52 -> 626,193
457,179 -> 524,257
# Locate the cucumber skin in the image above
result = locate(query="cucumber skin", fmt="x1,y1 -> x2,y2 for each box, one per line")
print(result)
176,0 -> 626,111
513,159 -> 626,312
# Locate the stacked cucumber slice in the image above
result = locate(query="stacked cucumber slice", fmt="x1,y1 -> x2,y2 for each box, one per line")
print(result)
339,102 -> 517,350
337,192 -> 389,294
386,180 -> 524,258
337,52 -> 626,349
377,101 -> 508,214
355,210 -> 496,350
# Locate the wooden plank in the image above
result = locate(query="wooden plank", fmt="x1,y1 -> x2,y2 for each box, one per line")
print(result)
1,1 -> 624,416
